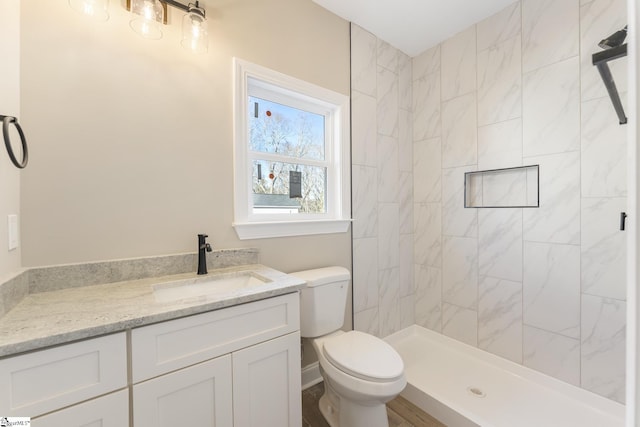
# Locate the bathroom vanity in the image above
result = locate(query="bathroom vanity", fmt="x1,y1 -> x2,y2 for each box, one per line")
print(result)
132,293 -> 300,427
0,260 -> 305,426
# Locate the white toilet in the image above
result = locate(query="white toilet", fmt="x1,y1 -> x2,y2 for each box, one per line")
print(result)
290,266 -> 406,427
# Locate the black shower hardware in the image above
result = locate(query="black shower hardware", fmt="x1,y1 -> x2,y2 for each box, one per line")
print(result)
592,25 -> 628,125
197,233 -> 212,275
620,212 -> 627,231
0,115 -> 28,169
599,25 -> 627,49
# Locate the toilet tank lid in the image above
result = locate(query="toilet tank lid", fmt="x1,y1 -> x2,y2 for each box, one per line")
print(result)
288,266 -> 350,287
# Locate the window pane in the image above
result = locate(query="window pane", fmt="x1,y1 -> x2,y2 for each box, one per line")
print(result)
252,160 -> 326,214
248,96 -> 325,161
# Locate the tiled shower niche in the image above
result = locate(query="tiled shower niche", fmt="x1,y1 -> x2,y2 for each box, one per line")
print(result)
464,165 -> 539,208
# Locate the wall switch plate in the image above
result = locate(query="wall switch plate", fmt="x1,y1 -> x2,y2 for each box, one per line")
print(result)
8,214 -> 18,251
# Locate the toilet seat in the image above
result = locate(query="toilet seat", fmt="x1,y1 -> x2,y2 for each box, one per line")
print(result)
322,331 -> 404,383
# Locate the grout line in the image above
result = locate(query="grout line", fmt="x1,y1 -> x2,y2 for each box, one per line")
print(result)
474,21 -> 480,346
520,0 -> 525,365
577,0 -> 583,387
349,22 -> 356,334
438,40 -> 444,334
524,323 -> 581,342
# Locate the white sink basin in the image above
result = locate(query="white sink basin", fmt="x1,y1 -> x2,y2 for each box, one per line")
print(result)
153,272 -> 271,302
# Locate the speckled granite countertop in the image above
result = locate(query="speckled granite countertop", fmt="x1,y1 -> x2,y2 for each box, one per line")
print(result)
0,264 -> 305,358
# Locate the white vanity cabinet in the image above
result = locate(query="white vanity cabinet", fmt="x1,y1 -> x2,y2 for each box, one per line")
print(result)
30,389 -> 129,427
131,292 -> 302,427
0,332 -> 128,422
232,331 -> 301,426
133,355 -> 233,426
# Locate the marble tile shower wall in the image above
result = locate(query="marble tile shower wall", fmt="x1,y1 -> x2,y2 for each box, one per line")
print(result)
351,0 -> 627,404
411,0 -> 627,403
351,25 -> 415,338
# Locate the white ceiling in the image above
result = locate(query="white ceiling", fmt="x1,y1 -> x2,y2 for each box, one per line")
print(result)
313,0 -> 520,57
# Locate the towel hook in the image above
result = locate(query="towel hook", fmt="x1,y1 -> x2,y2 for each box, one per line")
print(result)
0,115 -> 28,169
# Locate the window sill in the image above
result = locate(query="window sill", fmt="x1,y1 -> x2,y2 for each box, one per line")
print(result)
232,219 -> 352,240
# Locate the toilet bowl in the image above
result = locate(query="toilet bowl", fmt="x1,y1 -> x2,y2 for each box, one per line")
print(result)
312,331 -> 406,427
290,267 -> 406,427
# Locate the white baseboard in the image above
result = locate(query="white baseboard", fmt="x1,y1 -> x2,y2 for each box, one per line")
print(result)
301,361 -> 323,390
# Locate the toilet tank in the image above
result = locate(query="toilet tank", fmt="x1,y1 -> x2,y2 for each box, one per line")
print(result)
289,266 -> 350,338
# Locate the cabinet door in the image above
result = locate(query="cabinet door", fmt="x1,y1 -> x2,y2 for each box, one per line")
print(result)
133,354 -> 232,427
31,389 -> 128,427
232,332 -> 301,427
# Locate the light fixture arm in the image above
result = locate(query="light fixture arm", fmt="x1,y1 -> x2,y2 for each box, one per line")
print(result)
126,0 -> 205,23
161,0 -> 206,18
162,0 -> 190,12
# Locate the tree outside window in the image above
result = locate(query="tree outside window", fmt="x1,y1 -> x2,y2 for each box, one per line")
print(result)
248,96 -> 327,214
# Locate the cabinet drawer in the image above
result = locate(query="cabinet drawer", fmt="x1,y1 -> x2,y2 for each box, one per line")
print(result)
31,389 -> 129,427
132,292 -> 299,382
0,332 -> 127,417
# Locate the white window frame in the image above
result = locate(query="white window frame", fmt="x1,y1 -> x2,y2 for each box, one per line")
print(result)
232,58 -> 351,240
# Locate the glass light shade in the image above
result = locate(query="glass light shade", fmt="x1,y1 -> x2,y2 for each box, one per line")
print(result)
69,0 -> 109,21
129,0 -> 163,40
181,11 -> 208,54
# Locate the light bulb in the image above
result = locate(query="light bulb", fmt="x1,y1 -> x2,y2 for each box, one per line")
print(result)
69,0 -> 109,21
181,9 -> 208,54
129,0 -> 163,40
142,1 -> 155,20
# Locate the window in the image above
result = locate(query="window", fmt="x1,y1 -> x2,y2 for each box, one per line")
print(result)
233,58 -> 351,240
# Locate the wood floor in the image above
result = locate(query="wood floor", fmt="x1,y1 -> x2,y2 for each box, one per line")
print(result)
302,382 -> 446,427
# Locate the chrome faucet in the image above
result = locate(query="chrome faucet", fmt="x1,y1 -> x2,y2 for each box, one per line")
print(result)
197,234 -> 212,275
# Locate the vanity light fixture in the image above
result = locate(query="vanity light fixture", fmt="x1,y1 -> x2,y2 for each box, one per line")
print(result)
127,0 -> 208,53
69,0 -> 208,54
68,0 -> 110,21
